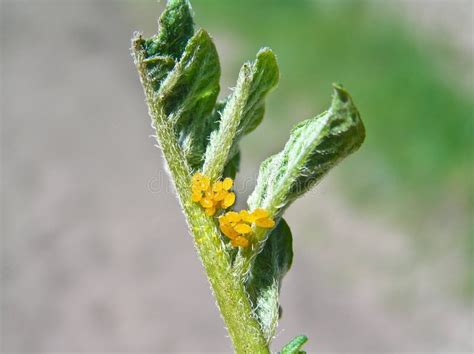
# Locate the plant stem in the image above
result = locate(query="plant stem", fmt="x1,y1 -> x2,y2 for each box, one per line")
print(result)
132,37 -> 269,354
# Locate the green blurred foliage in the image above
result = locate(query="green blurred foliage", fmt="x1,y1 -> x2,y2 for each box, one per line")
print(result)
192,0 -> 472,210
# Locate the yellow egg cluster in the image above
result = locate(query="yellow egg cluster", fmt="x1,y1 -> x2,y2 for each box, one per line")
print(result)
191,173 -> 275,248
218,208 -> 275,248
191,173 -> 236,216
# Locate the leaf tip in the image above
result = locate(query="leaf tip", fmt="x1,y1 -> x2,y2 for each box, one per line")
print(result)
256,47 -> 279,71
163,0 -> 194,18
332,82 -> 350,103
145,0 -> 195,59
253,47 -> 280,91
194,28 -> 212,42
257,46 -> 276,58
131,31 -> 145,52
280,334 -> 309,354
331,82 -> 365,143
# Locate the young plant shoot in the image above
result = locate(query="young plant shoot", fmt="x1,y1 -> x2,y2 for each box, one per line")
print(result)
131,0 -> 365,352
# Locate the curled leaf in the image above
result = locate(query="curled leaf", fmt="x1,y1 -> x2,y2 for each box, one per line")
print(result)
145,0 -> 194,59
142,0 -> 194,91
248,84 -> 365,216
132,0 -> 221,170
157,29 -> 220,134
203,48 -> 279,180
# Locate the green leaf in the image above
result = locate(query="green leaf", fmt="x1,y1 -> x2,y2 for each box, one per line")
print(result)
136,0 -> 221,170
233,47 -> 279,137
147,29 -> 221,169
145,0 -> 194,59
280,335 -> 308,354
157,29 -> 220,132
142,55 -> 176,92
142,0 -> 194,91
222,150 -> 241,179
246,218 -> 293,342
248,84 -> 365,216
203,47 -> 279,180
180,99 -> 224,170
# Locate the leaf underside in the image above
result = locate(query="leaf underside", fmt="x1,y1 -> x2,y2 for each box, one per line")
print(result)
248,84 -> 365,217
203,47 -> 279,179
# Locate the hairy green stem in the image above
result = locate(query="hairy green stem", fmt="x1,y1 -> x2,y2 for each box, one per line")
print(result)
132,37 -> 269,354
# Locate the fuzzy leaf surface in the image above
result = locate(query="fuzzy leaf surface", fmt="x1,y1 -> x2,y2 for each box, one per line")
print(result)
203,48 -> 279,179
137,0 -> 221,169
246,218 -> 293,342
145,0 -> 194,59
248,84 -> 365,216
157,29 -> 220,134
179,95 -> 223,170
142,0 -> 194,91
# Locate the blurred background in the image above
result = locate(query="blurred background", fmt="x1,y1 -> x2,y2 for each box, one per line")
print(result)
1,0 -> 472,352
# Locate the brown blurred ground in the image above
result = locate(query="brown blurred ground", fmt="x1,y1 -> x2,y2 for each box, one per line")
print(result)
1,1 -> 472,353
